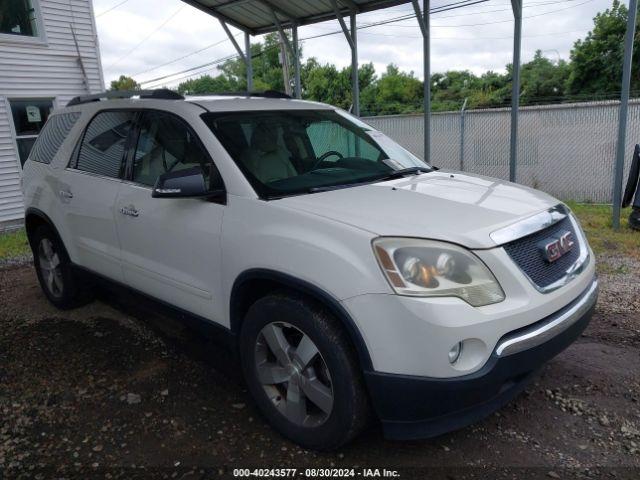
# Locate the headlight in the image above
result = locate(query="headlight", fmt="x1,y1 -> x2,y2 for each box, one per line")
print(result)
372,238 -> 505,307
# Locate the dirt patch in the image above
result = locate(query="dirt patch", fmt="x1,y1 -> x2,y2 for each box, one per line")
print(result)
1,262 -> 639,478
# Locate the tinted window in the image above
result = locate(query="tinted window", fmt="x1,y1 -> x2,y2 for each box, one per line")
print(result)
9,99 -> 52,136
132,111 -> 223,189
0,0 -> 38,37
9,98 -> 54,166
28,112 -> 81,164
77,111 -> 134,178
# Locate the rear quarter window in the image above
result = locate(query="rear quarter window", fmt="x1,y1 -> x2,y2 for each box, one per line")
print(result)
28,112 -> 82,165
75,111 -> 135,178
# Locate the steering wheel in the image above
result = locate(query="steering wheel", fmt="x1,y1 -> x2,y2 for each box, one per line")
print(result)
310,150 -> 344,171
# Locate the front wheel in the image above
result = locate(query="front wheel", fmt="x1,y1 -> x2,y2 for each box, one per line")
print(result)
239,293 -> 369,450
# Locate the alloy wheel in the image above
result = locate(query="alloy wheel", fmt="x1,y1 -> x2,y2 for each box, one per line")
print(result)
255,322 -> 334,427
38,238 -> 64,298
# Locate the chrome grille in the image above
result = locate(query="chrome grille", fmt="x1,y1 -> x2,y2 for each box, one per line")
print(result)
503,216 -> 581,289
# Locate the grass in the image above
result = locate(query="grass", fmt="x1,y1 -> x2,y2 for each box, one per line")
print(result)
0,228 -> 30,261
0,204 -> 638,263
566,202 -> 640,262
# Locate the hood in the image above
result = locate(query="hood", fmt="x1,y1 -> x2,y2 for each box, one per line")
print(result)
277,171 -> 559,249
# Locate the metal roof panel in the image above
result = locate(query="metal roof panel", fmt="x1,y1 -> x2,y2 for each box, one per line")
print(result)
181,0 -> 412,34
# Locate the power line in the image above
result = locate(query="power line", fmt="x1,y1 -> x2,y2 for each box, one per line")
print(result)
430,0 -> 597,27
142,52 -> 238,86
105,5 -> 186,70
132,35 -> 240,77
135,0 -> 481,83
355,28 -> 584,40
95,0 -> 129,18
360,0 -> 587,26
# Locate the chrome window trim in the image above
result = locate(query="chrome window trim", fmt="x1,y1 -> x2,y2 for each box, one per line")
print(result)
495,278 -> 598,357
490,204 -> 568,245
64,167 -> 124,183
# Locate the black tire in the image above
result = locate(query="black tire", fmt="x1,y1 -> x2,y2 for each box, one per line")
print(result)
239,293 -> 369,450
630,208 -> 640,231
31,225 -> 93,309
622,144 -> 640,208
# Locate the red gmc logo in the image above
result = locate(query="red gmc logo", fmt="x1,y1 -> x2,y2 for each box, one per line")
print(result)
541,232 -> 575,263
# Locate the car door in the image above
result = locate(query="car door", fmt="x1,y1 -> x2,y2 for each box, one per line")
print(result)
114,110 -> 226,321
58,110 -> 136,282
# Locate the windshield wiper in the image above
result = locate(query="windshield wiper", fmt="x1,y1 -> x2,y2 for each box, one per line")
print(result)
375,166 -> 433,181
308,167 -> 433,194
309,182 -> 366,193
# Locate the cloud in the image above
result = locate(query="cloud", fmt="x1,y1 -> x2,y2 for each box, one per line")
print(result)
94,0 -> 614,88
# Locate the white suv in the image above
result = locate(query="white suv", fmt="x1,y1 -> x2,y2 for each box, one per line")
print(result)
21,89 -> 598,450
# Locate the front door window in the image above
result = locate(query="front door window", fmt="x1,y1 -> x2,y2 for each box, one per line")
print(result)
9,98 -> 53,166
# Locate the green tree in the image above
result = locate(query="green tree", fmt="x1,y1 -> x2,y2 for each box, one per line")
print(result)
519,50 -> 570,104
218,32 -> 300,92
176,74 -> 241,95
361,64 -> 423,115
431,70 -> 481,111
109,75 -> 140,91
566,0 -> 640,96
177,33 -> 300,94
303,59 -> 376,110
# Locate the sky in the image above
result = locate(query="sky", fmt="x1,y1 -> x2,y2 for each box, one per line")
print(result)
92,0 -> 619,90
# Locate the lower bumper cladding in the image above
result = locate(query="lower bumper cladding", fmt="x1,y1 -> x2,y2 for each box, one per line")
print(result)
364,277 -> 598,441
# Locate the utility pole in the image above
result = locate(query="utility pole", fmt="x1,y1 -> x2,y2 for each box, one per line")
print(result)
278,33 -> 292,96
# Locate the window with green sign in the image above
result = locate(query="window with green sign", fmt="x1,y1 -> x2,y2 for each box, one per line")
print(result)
9,99 -> 54,166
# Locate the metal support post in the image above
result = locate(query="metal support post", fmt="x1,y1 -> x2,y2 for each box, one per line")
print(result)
509,0 -> 522,183
412,0 -> 430,164
460,98 -> 468,171
292,24 -> 301,99
245,31 -> 253,91
350,13 -> 359,116
331,0 -> 359,116
268,8 -> 296,96
612,0 -> 638,229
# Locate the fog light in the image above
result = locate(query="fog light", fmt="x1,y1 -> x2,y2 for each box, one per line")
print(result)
448,342 -> 463,364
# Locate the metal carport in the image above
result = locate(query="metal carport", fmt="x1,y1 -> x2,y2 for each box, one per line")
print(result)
180,0 -> 637,228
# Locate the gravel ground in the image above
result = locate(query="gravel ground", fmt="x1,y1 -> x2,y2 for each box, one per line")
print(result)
0,253 -> 639,479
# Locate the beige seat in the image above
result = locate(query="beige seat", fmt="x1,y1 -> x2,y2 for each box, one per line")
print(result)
241,123 -> 297,183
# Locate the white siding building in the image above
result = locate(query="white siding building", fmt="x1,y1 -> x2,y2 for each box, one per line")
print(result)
0,0 -> 104,228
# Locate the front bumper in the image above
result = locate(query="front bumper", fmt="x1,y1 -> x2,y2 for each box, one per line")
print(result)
365,277 -> 598,440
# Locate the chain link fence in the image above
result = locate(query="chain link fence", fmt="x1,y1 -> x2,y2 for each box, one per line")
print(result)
363,99 -> 640,203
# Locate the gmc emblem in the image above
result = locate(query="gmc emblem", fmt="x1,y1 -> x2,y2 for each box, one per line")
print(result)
540,231 -> 575,263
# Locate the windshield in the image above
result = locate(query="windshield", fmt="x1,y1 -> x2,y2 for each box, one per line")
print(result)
202,109 -> 429,198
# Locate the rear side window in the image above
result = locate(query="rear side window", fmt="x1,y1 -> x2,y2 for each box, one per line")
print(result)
76,111 -> 135,178
28,112 -> 81,165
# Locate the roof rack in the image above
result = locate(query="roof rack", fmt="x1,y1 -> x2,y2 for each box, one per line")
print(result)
67,89 -> 184,107
188,90 -> 292,99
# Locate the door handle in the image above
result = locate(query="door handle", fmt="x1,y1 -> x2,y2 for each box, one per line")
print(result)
120,206 -> 139,217
59,190 -> 73,199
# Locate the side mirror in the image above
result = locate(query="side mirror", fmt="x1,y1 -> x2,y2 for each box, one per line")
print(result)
152,166 -> 222,199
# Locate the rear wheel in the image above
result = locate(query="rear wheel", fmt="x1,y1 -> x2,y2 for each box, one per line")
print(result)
240,293 -> 369,450
32,225 -> 93,309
